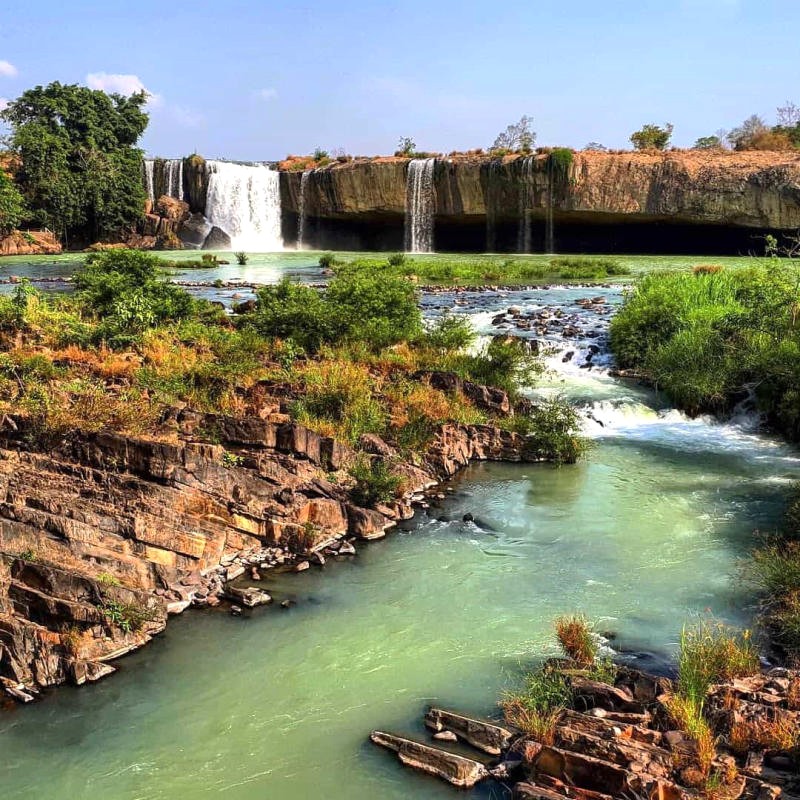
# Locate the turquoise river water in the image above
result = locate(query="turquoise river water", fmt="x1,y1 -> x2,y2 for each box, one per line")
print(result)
0,254 -> 797,799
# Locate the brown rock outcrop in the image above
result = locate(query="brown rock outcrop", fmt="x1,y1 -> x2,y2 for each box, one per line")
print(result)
0,230 -> 62,257
0,385 -> 548,699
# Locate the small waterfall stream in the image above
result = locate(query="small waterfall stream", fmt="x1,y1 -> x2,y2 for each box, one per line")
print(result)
297,170 -> 311,249
143,159 -> 155,204
516,156 -> 535,253
545,160 -> 555,254
404,158 -> 436,253
205,160 -> 283,251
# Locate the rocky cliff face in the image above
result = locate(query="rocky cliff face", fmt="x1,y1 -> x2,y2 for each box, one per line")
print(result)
0,388 -> 540,700
280,151 -> 800,253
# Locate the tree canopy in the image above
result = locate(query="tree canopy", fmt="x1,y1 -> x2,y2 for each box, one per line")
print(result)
1,82 -> 149,243
492,116 -> 536,153
630,123 -> 673,151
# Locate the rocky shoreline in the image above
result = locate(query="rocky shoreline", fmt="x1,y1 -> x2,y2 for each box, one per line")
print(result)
371,664 -> 800,798
0,377 -> 549,703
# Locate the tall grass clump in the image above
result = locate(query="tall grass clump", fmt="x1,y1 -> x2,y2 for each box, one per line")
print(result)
554,614 -> 596,668
501,666 -> 571,744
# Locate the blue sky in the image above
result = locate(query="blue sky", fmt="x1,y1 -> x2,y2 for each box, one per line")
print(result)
1,0 -> 798,159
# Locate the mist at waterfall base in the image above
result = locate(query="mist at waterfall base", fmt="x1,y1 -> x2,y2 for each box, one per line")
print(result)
2,279 -> 797,800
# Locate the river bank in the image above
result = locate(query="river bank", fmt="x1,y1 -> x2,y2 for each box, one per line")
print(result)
1,253 -> 798,800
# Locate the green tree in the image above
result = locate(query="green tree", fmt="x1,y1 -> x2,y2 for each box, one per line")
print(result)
1,82 -> 149,243
630,123 -> 674,151
693,135 -> 724,150
397,137 -> 416,157
0,170 -> 25,235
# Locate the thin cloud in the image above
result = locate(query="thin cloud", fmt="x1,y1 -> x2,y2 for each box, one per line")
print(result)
257,88 -> 278,101
86,72 -> 163,106
0,60 -> 17,77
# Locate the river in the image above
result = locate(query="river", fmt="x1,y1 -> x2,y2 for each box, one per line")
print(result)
0,255 -> 796,799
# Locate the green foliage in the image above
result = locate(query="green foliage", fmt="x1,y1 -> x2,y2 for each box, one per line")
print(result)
101,597 -> 156,634
1,81 -> 148,241
74,249 -> 194,342
548,148 -> 574,179
331,254 -> 629,286
694,135 -> 724,150
630,123 -> 674,151
510,398 -> 587,464
501,664 -> 570,742
610,265 -> 800,429
318,253 -> 340,269
0,170 -> 26,234
387,252 -> 406,267
221,450 -> 244,468
234,251 -> 249,265
97,572 -> 121,587
312,147 -> 329,161
419,314 -> 476,353
458,337 -> 543,399
348,456 -> 402,508
251,271 -> 421,353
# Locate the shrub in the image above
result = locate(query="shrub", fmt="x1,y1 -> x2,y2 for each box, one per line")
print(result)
508,399 -> 586,464
75,249 -> 194,340
318,253 -> 338,269
387,252 -> 406,267
250,280 -> 331,352
234,251 -> 249,265
555,614 -> 596,668
348,456 -> 402,508
729,715 -> 799,755
101,597 -> 156,634
419,314 -> 476,353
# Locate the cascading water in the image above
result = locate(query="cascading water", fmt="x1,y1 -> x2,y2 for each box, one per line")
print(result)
204,160 -> 283,251
545,159 -> 555,254
484,158 -> 503,252
166,158 -> 184,201
296,170 -> 311,249
516,156 -> 535,253
143,159 -> 155,204
404,158 -> 436,253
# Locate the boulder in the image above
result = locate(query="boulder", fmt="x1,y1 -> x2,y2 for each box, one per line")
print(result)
178,213 -> 213,249
202,226 -> 232,250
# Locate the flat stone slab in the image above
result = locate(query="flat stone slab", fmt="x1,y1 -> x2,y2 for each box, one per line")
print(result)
425,707 -> 514,755
370,730 -> 489,788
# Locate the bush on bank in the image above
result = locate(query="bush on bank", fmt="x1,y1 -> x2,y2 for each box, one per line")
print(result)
0,249 -> 586,468
609,264 -> 800,437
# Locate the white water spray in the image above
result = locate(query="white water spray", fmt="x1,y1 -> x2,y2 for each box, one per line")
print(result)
404,158 -> 436,253
205,160 -> 283,251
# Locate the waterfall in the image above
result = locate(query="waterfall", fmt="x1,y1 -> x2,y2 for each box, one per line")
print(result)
545,160 -> 555,254
404,158 -> 436,253
205,160 -> 283,251
484,159 -> 503,252
143,159 -> 155,204
297,169 -> 311,249
517,156 -> 535,253
167,159 -> 183,200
